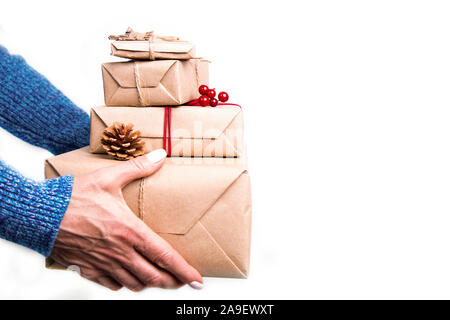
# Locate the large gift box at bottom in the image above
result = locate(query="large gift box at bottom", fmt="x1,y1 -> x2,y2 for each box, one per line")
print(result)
44,147 -> 252,278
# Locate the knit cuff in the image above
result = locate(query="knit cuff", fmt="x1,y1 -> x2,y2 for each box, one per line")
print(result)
0,172 -> 73,257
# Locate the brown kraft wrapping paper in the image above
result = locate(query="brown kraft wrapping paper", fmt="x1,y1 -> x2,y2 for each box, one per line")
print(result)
90,105 -> 244,158
102,59 -> 209,106
44,147 -> 252,278
110,40 -> 196,60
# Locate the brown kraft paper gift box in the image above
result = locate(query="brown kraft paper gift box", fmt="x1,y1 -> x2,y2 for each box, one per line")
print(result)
90,105 -> 244,157
110,39 -> 196,60
44,147 -> 252,278
108,27 -> 196,60
102,59 -> 209,106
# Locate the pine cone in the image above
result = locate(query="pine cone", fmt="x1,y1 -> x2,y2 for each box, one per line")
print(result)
101,122 -> 146,160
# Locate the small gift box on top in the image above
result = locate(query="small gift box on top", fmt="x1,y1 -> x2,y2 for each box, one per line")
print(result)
109,28 -> 196,60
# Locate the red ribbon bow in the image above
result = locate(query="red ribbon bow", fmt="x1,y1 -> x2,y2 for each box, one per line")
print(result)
162,99 -> 241,157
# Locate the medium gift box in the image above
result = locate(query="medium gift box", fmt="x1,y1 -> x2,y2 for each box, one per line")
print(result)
44,147 -> 252,278
109,27 -> 196,60
102,59 -> 209,106
90,105 -> 244,158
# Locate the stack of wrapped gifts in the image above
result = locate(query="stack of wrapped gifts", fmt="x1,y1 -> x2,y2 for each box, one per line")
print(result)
44,28 -> 252,279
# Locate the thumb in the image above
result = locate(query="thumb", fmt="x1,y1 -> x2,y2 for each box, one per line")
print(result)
107,149 -> 167,188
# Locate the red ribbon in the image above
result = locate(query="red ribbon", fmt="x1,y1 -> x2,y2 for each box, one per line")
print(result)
162,100 -> 241,156
185,99 -> 242,108
163,106 -> 172,156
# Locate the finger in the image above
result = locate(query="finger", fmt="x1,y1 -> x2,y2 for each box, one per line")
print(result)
60,225 -> 183,290
106,149 -> 167,188
133,225 -> 203,289
50,250 -> 90,272
81,268 -> 123,291
54,248 -> 145,292
109,267 -> 146,292
51,252 -> 122,291
123,251 -> 183,289
94,276 -> 123,291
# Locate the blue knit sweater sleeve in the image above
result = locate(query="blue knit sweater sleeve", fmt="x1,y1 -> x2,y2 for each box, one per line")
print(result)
0,161 -> 73,256
0,46 -> 88,256
0,45 -> 90,155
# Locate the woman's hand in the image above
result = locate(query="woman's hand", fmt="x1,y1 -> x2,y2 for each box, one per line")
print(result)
49,149 -> 203,291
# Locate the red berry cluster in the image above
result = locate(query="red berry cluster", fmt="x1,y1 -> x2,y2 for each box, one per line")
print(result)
198,85 -> 229,107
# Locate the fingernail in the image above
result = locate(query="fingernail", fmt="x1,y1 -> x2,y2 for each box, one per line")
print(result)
189,281 -> 203,290
146,149 -> 167,164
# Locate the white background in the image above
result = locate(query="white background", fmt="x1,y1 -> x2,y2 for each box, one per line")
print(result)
1,0 -> 450,299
